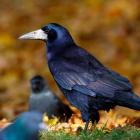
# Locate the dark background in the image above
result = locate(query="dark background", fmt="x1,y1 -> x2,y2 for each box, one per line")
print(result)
0,0 -> 140,120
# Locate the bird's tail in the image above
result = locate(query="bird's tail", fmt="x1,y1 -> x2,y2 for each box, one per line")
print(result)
115,92 -> 140,111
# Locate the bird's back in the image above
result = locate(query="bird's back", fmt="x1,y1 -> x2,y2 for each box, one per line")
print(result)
48,46 -> 134,110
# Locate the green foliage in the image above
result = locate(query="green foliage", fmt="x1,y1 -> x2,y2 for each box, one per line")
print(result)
40,126 -> 140,140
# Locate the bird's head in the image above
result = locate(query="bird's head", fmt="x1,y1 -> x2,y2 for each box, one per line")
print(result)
30,75 -> 48,94
19,23 -> 75,49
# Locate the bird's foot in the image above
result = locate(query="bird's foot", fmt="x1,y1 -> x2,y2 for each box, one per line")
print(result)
84,120 -> 90,131
91,121 -> 97,131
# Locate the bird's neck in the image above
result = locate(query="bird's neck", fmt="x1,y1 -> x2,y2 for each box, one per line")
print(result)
32,87 -> 49,95
46,43 -> 76,61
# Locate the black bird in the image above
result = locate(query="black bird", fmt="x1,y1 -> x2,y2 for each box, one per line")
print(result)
29,75 -> 72,121
0,111 -> 47,140
19,23 -> 140,130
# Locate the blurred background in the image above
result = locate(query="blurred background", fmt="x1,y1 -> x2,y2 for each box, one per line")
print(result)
1,0 -> 140,124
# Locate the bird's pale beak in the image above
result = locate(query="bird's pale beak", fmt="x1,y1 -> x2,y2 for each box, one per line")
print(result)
18,29 -> 48,41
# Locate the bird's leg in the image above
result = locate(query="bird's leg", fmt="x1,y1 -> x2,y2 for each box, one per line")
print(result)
81,111 -> 91,131
84,120 -> 90,131
92,120 -> 97,130
91,110 -> 99,130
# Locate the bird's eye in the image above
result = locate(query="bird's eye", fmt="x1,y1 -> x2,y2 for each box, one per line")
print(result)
41,26 -> 50,34
41,26 -> 57,42
44,29 -> 50,34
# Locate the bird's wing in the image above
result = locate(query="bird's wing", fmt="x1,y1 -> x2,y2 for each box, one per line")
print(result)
55,72 -> 97,97
88,53 -> 132,90
54,69 -> 132,98
52,47 -> 133,98
107,69 -> 132,89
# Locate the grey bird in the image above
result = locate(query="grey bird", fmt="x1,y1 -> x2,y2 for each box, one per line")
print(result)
29,75 -> 72,121
19,23 -> 140,130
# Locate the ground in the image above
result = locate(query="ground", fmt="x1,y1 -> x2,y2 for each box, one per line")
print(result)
40,125 -> 140,140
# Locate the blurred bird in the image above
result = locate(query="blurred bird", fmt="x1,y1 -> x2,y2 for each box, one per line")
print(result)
19,23 -> 140,130
0,111 -> 47,140
29,75 -> 72,121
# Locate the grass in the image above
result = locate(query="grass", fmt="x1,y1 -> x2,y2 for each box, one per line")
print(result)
40,125 -> 140,140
